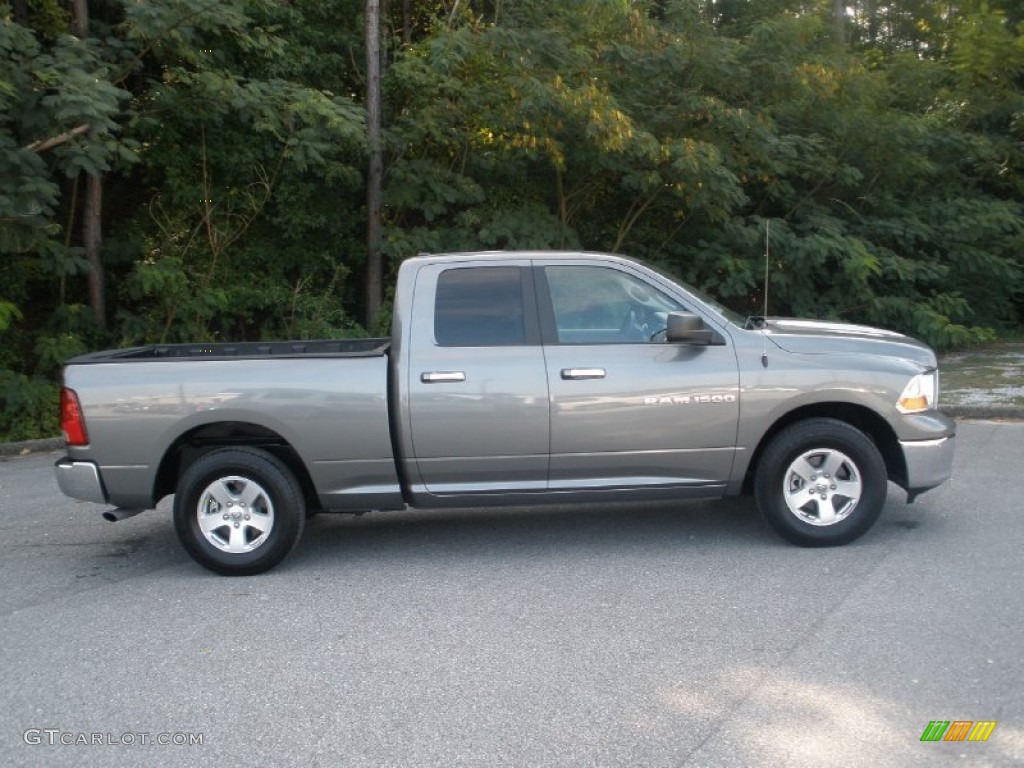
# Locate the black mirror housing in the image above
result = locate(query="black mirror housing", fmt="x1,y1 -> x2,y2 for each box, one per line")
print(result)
666,312 -> 713,344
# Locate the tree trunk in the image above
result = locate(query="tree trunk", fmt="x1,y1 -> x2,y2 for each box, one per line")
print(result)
11,0 -> 29,24
833,0 -> 846,45
866,0 -> 879,47
364,0 -> 384,329
83,174 -> 105,328
72,0 -> 106,329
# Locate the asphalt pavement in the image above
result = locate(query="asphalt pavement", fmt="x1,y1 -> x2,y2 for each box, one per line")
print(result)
0,421 -> 1022,767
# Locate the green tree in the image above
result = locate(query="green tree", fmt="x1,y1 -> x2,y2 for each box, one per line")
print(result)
0,0 -> 1021,441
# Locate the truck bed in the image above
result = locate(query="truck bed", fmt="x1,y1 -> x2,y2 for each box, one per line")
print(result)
67,338 -> 391,363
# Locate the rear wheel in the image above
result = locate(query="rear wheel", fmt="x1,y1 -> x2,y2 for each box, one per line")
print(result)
754,418 -> 887,546
173,447 -> 305,575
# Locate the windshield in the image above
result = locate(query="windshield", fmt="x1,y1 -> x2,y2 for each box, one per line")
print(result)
643,262 -> 747,327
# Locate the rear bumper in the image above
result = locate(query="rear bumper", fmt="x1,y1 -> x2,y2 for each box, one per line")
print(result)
899,434 -> 956,500
55,459 -> 108,505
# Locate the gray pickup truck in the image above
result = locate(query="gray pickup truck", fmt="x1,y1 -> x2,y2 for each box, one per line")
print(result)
56,251 -> 955,574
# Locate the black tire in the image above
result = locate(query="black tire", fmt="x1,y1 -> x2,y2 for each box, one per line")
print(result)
173,447 -> 306,575
754,418 -> 887,547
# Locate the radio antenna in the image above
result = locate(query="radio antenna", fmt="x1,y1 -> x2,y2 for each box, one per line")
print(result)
761,220 -> 770,368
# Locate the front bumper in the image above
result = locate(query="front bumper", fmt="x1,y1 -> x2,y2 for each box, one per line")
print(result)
55,459 -> 108,505
899,434 -> 956,501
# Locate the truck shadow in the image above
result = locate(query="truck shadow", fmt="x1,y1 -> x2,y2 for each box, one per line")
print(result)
288,495 -> 931,571
292,498 -> 777,568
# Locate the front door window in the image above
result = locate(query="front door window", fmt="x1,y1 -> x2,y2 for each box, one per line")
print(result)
545,265 -> 684,344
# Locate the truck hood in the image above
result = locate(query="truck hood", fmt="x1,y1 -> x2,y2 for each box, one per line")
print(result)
764,318 -> 937,368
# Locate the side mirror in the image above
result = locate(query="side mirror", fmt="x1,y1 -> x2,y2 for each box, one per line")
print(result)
666,312 -> 713,344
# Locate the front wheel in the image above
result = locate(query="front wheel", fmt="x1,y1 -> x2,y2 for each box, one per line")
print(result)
173,447 -> 306,575
754,418 -> 887,547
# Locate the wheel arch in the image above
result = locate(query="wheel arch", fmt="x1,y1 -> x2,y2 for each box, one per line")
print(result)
742,403 -> 905,495
153,421 -> 320,512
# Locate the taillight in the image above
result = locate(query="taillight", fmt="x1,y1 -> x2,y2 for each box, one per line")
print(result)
60,387 -> 89,446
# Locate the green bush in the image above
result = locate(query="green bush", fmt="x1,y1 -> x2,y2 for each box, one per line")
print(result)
0,370 -> 59,442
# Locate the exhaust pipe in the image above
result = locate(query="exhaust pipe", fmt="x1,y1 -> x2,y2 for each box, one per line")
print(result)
102,508 -> 145,523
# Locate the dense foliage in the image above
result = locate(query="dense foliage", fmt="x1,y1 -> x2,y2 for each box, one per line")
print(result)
1,0 -> 1022,439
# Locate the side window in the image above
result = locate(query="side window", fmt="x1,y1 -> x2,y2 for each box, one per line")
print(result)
545,265 -> 684,344
434,267 -> 526,346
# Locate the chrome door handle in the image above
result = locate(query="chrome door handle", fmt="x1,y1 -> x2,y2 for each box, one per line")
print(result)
421,371 -> 467,383
561,368 -> 606,380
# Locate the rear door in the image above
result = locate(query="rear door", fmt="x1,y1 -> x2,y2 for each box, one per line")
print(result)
404,260 -> 550,499
536,259 -> 740,498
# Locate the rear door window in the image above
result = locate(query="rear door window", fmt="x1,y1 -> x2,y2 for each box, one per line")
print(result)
434,267 -> 527,346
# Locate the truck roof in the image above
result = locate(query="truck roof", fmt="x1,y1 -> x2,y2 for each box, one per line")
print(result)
409,250 -> 641,266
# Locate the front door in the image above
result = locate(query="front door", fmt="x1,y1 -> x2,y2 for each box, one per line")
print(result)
537,260 -> 740,497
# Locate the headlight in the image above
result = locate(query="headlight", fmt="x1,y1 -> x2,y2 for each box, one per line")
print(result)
897,371 -> 938,413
